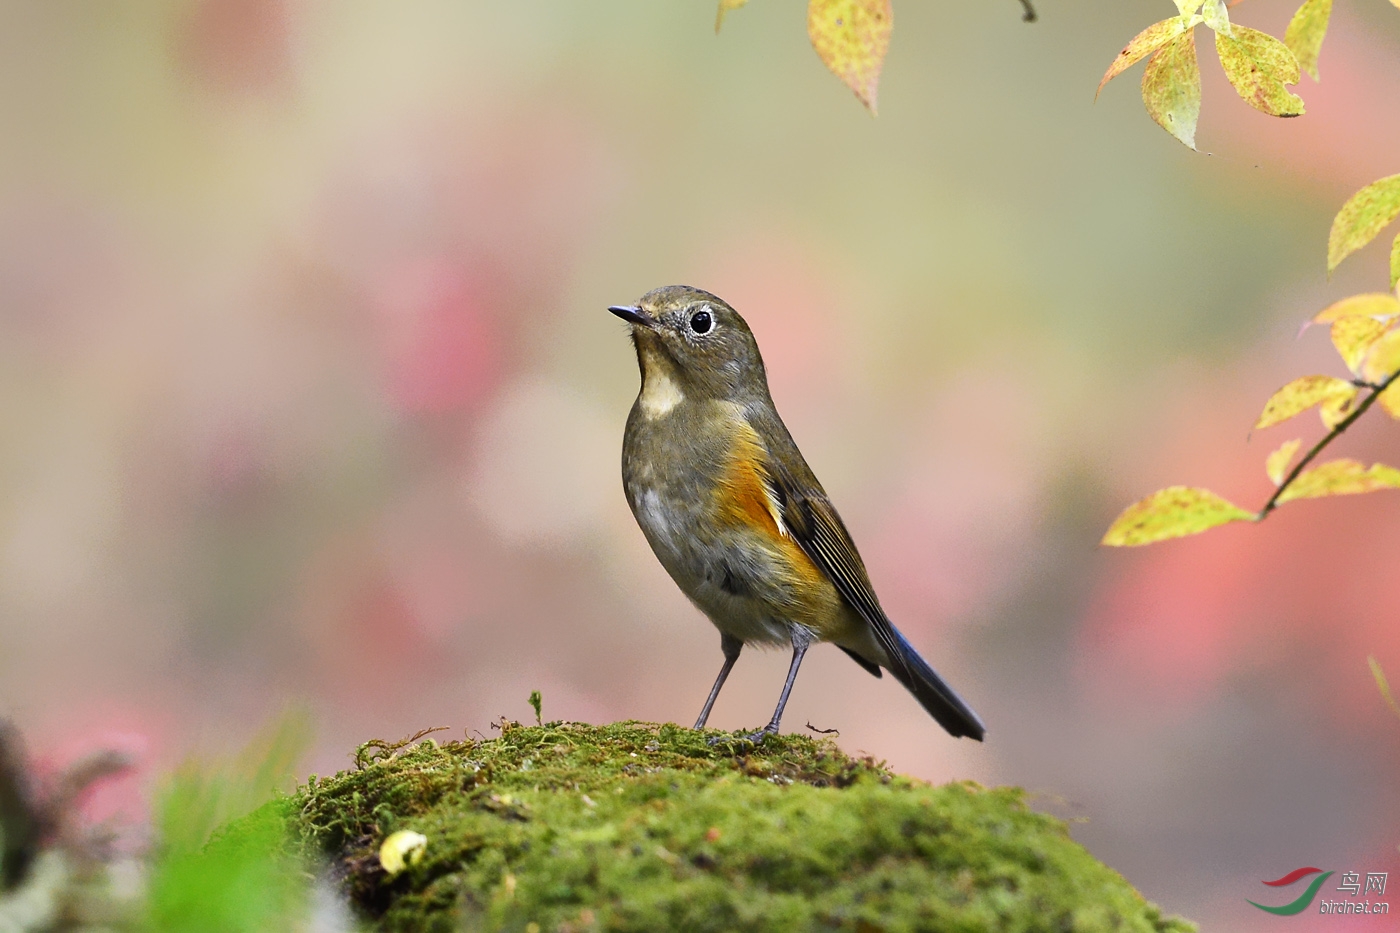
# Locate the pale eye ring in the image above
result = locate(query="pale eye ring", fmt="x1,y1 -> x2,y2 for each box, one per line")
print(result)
689,309 -> 713,334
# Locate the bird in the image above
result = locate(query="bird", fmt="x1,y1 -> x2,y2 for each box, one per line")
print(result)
609,285 -> 985,742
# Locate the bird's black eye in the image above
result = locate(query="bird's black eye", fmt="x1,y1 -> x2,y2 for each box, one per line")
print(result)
689,309 -> 713,334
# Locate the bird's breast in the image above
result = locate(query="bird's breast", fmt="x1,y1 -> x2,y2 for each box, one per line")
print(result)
621,403 -> 849,645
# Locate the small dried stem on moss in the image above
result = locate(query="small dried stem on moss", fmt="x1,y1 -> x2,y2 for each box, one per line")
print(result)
353,727 -> 450,771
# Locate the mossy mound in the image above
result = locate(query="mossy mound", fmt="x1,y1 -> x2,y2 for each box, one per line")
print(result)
289,721 -> 1193,933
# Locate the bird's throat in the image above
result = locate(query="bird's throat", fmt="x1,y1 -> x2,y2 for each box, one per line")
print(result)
636,344 -> 685,420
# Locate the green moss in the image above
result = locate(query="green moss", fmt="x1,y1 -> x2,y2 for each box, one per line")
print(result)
290,721 -> 1194,933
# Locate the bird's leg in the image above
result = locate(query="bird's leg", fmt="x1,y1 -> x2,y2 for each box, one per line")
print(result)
694,633 -> 743,730
745,628 -> 813,742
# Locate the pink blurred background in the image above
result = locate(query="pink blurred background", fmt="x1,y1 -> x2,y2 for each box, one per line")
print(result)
2,1 -> 1398,928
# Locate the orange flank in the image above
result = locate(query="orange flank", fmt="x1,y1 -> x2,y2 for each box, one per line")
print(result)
717,435 -> 782,539
715,423 -> 845,634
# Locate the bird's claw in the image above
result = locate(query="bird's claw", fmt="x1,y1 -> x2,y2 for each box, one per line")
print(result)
705,725 -> 777,748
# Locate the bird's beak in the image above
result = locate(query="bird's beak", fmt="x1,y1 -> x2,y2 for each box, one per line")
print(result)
608,305 -> 657,328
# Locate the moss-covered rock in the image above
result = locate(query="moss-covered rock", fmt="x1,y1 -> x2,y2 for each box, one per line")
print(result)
290,721 -> 1193,933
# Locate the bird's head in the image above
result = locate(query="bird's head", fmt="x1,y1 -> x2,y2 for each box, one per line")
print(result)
609,285 -> 768,407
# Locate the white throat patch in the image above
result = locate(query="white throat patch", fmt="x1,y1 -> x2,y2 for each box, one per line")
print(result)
639,367 -> 684,419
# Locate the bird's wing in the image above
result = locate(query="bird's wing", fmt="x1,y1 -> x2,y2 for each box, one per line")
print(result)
757,437 -> 986,740
758,457 -> 895,655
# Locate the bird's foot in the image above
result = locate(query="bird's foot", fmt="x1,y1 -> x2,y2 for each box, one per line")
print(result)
706,724 -> 778,747
743,723 -> 779,743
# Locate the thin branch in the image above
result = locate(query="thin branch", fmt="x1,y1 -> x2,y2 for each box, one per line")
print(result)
1257,366 -> 1400,520
1017,0 -> 1038,23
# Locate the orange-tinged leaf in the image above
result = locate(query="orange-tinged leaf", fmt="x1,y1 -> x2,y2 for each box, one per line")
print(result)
1255,375 -> 1356,429
1312,292 -> 1400,324
1102,486 -> 1254,546
807,0 -> 892,114
1361,328 -> 1400,384
1381,382 -> 1400,420
1328,174 -> 1400,274
1369,656 -> 1400,722
1331,315 -> 1391,375
1215,26 -> 1304,117
1275,459 -> 1400,503
1142,31 -> 1201,149
1097,18 -> 1190,98
715,0 -> 749,33
1284,0 -> 1331,81
1266,438 -> 1301,485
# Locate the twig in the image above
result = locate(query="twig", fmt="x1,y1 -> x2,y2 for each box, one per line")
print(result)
354,726 -> 449,769
1017,0 -> 1037,22
1257,367 -> 1400,520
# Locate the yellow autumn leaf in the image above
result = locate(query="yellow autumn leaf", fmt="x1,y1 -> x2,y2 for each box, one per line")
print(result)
380,830 -> 428,876
1102,486 -> 1254,546
1328,174 -> 1400,274
1275,459 -> 1400,503
1142,31 -> 1201,149
1284,0 -> 1331,82
1097,17 -> 1190,99
1392,232 -> 1400,291
1312,292 -> 1400,324
1319,387 -> 1358,428
807,0 -> 893,114
715,0 -> 749,33
1372,656 -> 1400,722
1200,0 -> 1232,36
1254,375 -> 1357,429
1215,26 -> 1304,117
1361,327 -> 1400,384
1265,438 -> 1301,486
1380,382 -> 1400,420
1330,315 -> 1391,375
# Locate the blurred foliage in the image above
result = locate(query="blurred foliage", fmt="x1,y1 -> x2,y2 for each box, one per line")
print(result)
1098,0 -> 1310,149
1284,0 -> 1331,81
151,711 -> 311,858
1369,656 -> 1400,722
144,711 -> 314,933
1101,2 -> 1400,546
0,722 -> 135,931
1329,173 -> 1400,284
715,0 -> 1038,112
145,802 -> 305,933
1104,292 -> 1400,545
1,711 -> 320,932
716,0 -> 893,112
291,719 -> 1194,932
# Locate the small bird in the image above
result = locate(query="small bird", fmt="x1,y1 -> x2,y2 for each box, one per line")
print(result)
610,285 -> 985,742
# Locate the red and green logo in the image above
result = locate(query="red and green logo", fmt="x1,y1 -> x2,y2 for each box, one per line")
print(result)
1248,867 -> 1334,915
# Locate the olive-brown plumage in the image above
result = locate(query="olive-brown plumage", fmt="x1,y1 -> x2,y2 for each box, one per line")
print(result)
611,285 -> 984,741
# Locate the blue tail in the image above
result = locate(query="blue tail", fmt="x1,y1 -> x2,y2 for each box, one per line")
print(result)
883,626 -> 985,740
